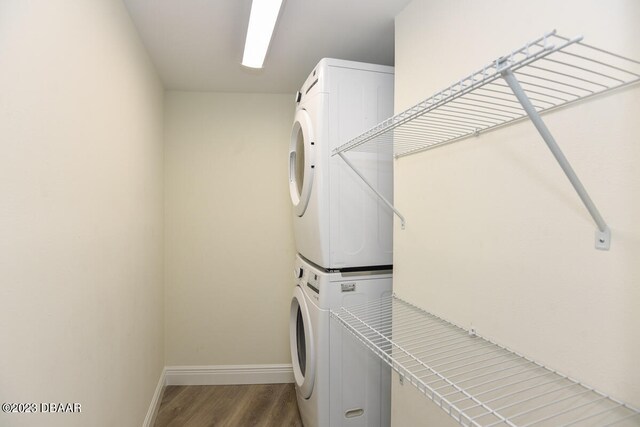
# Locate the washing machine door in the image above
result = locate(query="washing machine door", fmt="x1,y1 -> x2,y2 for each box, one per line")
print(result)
289,286 -> 315,398
289,109 -> 315,217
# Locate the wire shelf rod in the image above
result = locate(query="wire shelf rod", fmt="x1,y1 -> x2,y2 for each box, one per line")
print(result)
561,54 -> 640,79
382,323 -> 467,343
395,297 -> 604,390
374,335 -> 472,362
393,126 -> 463,140
420,344 -> 506,366
491,80 -> 579,99
378,332 -> 472,354
520,395 -> 610,426
446,98 -> 526,117
418,109 -> 503,126
406,341 -> 496,362
449,370 -> 560,400
390,72 -> 638,157
462,92 -> 542,110
474,85 -> 546,103
331,295 -> 640,426
331,31 -> 585,155
396,128 -> 477,141
399,339 -> 486,362
504,389 -> 608,426
437,104 -> 521,122
360,30 -> 637,160
419,355 -> 523,382
444,366 -> 551,396
415,348 -> 508,371
422,98 -> 524,116
408,107 -> 512,124
525,64 -> 611,88
446,91 -> 524,106
469,382 -> 583,418
569,41 -> 640,65
342,309 -> 512,425
376,319 -> 450,337
354,308 -> 441,329
541,56 -> 634,81
361,333 -> 464,357
398,117 -> 484,132
447,372 -> 560,405
447,362 -> 543,391
365,310 -> 449,333
510,71 -> 596,94
474,87 -> 556,107
344,303 -> 417,323
394,118 -> 480,134
368,320 -> 447,337
443,89 -> 525,107
396,122 -> 467,136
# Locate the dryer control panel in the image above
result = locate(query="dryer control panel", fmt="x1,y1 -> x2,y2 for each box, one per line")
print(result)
295,264 -> 320,295
307,273 -> 319,294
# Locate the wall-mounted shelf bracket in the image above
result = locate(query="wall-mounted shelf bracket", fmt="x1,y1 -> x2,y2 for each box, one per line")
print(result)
337,152 -> 406,229
596,226 -> 611,251
330,30 -> 640,250
501,69 -> 611,250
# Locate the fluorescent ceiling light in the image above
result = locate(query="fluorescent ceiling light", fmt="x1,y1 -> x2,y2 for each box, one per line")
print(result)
242,0 -> 284,69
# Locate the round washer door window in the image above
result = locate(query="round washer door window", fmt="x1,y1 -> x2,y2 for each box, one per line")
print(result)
289,109 -> 315,217
289,286 -> 315,398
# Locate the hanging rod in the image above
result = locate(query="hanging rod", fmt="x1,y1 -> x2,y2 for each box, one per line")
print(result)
331,295 -> 640,427
331,30 -> 640,249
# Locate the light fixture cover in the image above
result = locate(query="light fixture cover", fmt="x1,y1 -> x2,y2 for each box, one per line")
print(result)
242,0 -> 284,68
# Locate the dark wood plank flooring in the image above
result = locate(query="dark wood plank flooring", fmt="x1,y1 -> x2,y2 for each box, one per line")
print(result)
154,384 -> 303,427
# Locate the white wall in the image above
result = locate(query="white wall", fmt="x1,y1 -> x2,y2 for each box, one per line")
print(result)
393,0 -> 640,424
164,92 -> 296,366
0,1 -> 164,426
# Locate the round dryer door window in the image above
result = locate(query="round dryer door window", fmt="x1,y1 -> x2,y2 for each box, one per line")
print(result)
289,286 -> 315,399
289,109 -> 315,217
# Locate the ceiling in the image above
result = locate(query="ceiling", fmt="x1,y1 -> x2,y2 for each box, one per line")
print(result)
123,0 -> 411,93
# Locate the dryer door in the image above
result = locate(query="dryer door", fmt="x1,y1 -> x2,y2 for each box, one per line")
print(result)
289,109 -> 315,217
289,286 -> 315,398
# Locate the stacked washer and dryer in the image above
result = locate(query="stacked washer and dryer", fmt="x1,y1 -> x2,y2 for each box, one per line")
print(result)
288,58 -> 395,427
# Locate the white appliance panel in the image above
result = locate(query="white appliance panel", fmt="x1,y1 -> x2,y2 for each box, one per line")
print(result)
291,255 -> 391,427
290,58 -> 394,269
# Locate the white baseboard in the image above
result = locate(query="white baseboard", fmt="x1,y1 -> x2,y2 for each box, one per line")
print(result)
143,367 -> 166,427
164,364 -> 294,386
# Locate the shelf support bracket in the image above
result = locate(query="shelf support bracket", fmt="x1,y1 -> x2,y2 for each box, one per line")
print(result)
501,69 -> 611,250
337,152 -> 406,229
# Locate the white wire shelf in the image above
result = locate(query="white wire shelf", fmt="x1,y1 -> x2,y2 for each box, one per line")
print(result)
331,295 -> 640,427
331,30 -> 640,158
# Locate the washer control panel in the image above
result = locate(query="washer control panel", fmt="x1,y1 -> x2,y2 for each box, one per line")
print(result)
307,273 -> 319,294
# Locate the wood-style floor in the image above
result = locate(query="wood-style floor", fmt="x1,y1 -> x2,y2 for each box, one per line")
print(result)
154,384 -> 303,427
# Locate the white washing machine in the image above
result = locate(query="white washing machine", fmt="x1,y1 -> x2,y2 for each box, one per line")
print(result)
289,254 -> 392,427
289,59 -> 394,270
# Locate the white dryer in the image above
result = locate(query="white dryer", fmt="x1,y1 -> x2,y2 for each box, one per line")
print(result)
289,59 -> 394,270
289,254 -> 392,427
